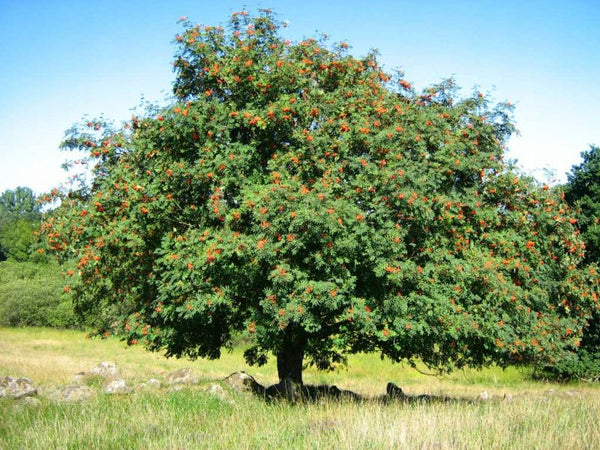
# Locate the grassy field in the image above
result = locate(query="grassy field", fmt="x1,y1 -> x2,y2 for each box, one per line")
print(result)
1,327 -> 599,449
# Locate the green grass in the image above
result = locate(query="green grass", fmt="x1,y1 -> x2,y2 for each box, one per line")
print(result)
1,327 -> 600,449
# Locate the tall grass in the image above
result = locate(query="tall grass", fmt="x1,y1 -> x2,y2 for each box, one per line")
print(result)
1,327 -> 599,449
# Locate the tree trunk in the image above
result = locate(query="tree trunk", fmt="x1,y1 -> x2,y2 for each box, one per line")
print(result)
273,330 -> 306,400
277,339 -> 305,384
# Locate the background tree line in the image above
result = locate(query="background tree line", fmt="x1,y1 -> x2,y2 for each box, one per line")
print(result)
0,187 -> 78,328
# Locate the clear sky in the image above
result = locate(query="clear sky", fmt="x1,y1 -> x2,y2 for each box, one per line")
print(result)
1,0 -> 598,194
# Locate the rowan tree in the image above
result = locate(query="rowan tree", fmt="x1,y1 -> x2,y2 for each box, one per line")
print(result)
41,10 -> 599,390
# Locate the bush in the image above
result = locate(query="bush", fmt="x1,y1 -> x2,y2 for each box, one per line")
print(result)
536,351 -> 600,382
541,145 -> 600,382
536,312 -> 600,381
0,261 -> 79,328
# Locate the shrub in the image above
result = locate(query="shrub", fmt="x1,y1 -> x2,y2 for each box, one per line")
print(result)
0,261 -> 78,328
536,311 -> 600,381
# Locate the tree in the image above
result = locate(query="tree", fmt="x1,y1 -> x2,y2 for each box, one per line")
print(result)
545,145 -> 600,380
0,187 -> 42,262
565,145 -> 600,264
0,187 -> 41,223
41,10 -> 599,393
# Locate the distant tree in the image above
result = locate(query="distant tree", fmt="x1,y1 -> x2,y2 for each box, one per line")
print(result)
41,10 -> 599,395
565,145 -> 600,264
0,187 -> 42,262
0,187 -> 41,222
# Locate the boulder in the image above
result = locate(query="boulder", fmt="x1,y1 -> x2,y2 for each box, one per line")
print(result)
386,382 -> 407,400
338,388 -> 362,401
72,372 -> 88,385
264,379 -> 305,401
0,376 -> 38,399
147,378 -> 162,389
207,383 -> 225,396
206,383 -> 229,401
166,368 -> 199,386
104,379 -> 132,395
477,391 -> 491,401
206,383 -> 236,405
135,378 -> 162,391
223,371 -> 265,395
73,362 -> 122,385
51,385 -> 95,402
89,361 -> 121,379
302,384 -> 342,400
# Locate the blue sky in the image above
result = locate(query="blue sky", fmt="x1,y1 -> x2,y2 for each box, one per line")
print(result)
1,0 -> 598,194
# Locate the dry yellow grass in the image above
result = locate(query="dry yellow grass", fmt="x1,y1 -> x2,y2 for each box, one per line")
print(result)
2,327 -> 600,449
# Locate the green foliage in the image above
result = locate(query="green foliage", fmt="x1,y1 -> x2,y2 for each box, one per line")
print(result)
0,187 -> 43,262
0,187 -> 41,223
0,261 -> 78,328
0,189 -> 69,328
0,219 -> 39,262
536,348 -> 600,382
543,145 -> 600,380
41,10 -> 599,383
565,145 -> 600,264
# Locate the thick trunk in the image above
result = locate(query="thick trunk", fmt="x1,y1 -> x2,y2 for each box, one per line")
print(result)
269,330 -> 306,400
276,332 -> 306,384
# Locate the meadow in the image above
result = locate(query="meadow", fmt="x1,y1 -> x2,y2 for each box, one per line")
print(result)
1,327 -> 599,449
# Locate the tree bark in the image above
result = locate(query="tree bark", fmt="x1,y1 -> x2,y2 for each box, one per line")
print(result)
276,331 -> 306,385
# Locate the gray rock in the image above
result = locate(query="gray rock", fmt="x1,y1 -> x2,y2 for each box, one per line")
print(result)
223,371 -> 265,395
104,379 -> 131,395
72,372 -> 88,385
147,378 -> 161,389
166,368 -> 199,386
386,382 -> 406,399
52,385 -> 95,402
208,383 -> 224,395
134,378 -> 162,392
89,361 -> 121,379
477,391 -> 491,401
265,379 -> 303,401
206,383 -> 228,400
0,376 -> 38,399
73,362 -> 122,385
206,383 -> 235,405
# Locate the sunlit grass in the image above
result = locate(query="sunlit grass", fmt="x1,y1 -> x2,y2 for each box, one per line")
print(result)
1,327 -> 599,449
0,327 -> 538,393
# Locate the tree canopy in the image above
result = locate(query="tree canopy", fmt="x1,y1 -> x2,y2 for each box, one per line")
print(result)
0,187 -> 42,262
547,145 -> 600,380
565,145 -> 600,265
41,10 -> 599,387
